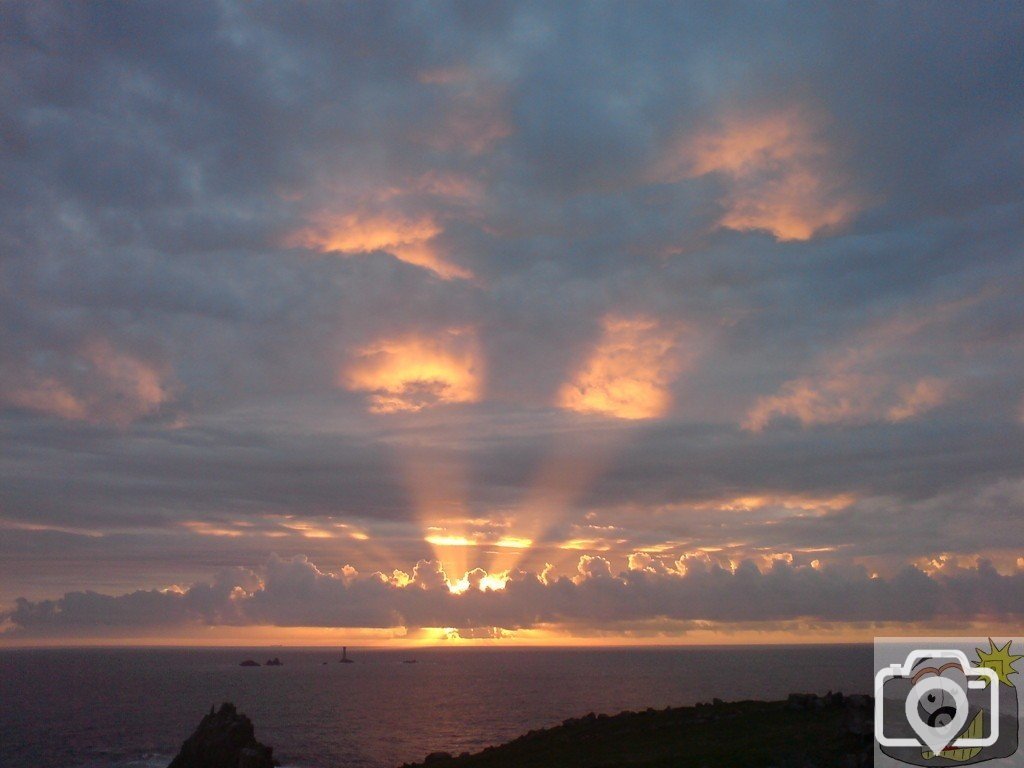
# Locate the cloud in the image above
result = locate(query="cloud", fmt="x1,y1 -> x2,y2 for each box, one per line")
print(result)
1,2 -> 1023,629
4,553 -> 1023,639
286,209 -> 473,281
558,315 -> 688,419
743,304 -> 965,430
655,106 -> 863,241
1,339 -> 172,426
744,374 -> 950,431
342,327 -> 484,413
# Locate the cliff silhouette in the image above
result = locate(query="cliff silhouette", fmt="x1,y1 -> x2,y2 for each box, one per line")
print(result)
169,693 -> 871,768
398,692 -> 873,768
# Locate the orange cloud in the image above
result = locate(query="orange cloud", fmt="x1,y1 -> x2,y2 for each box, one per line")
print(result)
745,373 -> 949,431
657,106 -> 862,241
4,376 -> 88,421
181,521 -> 245,538
343,327 -> 483,413
688,493 -> 857,513
558,315 -> 687,419
885,378 -> 951,422
285,210 -> 471,280
743,306 -> 955,430
2,340 -> 171,425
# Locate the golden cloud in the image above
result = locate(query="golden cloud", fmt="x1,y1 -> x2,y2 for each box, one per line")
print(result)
424,531 -> 533,549
658,106 -> 862,241
343,327 -> 483,413
557,315 -> 686,419
285,210 -> 472,280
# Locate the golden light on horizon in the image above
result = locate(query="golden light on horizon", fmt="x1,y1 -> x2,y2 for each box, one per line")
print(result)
478,573 -> 510,591
16,620 -> 1020,649
557,315 -> 686,420
343,327 -> 483,414
424,524 -> 533,579
446,569 -> 510,594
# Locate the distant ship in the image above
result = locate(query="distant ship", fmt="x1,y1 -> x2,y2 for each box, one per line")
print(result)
402,659 -> 417,664
339,646 -> 354,663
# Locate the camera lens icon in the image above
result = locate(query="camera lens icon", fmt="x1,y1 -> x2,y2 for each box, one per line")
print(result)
905,675 -> 970,755
874,649 -> 1001,759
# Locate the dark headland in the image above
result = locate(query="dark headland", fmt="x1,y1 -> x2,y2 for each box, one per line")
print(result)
168,702 -> 276,768
170,693 -> 871,768
399,692 -> 872,768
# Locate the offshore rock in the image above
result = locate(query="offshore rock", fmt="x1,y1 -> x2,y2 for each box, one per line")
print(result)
167,702 -> 276,768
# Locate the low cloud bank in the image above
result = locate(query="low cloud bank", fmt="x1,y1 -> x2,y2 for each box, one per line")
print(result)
5,553 -> 1023,639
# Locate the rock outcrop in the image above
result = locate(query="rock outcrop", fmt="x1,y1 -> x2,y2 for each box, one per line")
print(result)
167,702 -> 276,768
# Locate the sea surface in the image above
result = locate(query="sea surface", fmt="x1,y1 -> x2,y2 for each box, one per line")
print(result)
1,645 -> 872,768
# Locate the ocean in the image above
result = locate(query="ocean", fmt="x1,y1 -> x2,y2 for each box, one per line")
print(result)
0,645 -> 872,768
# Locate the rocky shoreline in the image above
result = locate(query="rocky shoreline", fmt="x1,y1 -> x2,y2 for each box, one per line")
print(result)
169,692 -> 872,768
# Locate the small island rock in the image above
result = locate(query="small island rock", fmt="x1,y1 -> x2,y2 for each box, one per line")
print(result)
167,702 -> 276,768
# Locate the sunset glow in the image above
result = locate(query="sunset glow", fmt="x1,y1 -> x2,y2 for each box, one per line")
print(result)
658,107 -> 862,241
343,328 -> 483,413
287,210 -> 472,280
558,315 -> 687,419
3,3 -> 1022,651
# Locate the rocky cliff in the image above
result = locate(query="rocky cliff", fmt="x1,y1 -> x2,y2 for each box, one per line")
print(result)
167,702 -> 276,768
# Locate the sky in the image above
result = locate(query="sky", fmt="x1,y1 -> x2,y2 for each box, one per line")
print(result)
2,1 -> 1023,646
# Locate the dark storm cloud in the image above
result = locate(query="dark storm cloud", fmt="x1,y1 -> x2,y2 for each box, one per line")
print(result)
1,1 -> 1023,623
